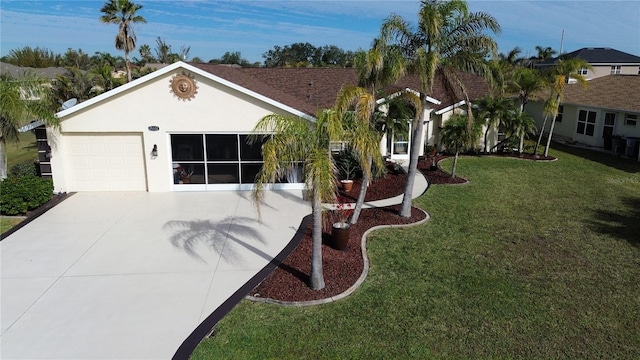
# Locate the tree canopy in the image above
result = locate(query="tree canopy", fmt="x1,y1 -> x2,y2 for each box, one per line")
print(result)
262,42 -> 355,67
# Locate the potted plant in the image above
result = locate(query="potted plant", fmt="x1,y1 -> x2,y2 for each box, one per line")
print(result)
335,149 -> 360,191
331,200 -> 353,250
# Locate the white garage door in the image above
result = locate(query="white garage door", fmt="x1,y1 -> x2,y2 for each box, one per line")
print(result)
66,133 -> 147,191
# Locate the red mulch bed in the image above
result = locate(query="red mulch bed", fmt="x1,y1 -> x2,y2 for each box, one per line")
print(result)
249,153 -> 552,303
249,205 -> 426,302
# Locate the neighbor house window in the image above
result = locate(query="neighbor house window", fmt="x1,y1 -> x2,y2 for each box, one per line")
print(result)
577,109 -> 596,136
555,105 -> 564,122
610,65 -> 621,75
625,114 -> 638,126
579,67 -> 588,75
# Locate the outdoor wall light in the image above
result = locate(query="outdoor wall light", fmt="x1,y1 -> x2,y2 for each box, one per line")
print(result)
151,144 -> 158,157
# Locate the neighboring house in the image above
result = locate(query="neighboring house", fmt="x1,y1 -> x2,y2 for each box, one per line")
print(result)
536,47 -> 640,80
0,61 -> 69,81
526,75 -> 640,160
46,61 -> 488,193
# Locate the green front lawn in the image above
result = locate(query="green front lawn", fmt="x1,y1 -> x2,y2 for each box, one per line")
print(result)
5,131 -> 38,171
192,144 -> 640,359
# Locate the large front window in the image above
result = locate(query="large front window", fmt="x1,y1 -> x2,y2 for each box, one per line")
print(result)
576,110 -> 597,136
171,134 -> 267,187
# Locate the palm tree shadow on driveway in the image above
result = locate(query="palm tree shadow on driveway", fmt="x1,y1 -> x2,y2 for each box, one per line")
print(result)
163,216 -> 270,267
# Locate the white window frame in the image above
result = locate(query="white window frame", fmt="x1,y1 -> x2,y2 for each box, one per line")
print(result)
610,65 -> 621,75
579,67 -> 588,75
576,109 -> 597,136
625,113 -> 638,127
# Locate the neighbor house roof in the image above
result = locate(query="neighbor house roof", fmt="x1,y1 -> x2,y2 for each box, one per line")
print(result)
0,61 -> 70,79
559,75 -> 640,113
538,47 -> 640,67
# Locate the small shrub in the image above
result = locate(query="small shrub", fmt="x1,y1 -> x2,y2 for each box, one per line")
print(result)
10,161 -> 38,177
0,176 -> 53,215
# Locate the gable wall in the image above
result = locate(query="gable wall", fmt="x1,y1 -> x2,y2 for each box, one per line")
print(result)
589,65 -> 640,79
50,70 -> 298,192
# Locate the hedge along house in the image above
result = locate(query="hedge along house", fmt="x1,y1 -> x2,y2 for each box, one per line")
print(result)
47,62 -> 489,193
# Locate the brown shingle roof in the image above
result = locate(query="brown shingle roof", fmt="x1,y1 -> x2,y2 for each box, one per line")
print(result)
189,63 -> 489,116
561,75 -> 640,113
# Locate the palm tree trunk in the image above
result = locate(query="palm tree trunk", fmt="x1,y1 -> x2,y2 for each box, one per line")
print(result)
309,191 -> 325,290
350,155 -> 371,224
0,141 -> 7,179
125,50 -> 132,82
484,127 -> 490,154
543,117 -> 556,157
518,104 -> 525,153
451,150 -> 459,178
543,95 -> 561,157
534,113 -> 549,156
400,97 -> 426,218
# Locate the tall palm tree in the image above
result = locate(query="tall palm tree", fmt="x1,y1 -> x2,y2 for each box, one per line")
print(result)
333,85 -> 380,225
338,41 -> 408,224
542,59 -> 591,157
99,0 -> 146,82
439,113 -> 482,178
381,0 -> 500,217
535,58 -> 591,157
0,74 -> 57,179
251,110 -> 342,290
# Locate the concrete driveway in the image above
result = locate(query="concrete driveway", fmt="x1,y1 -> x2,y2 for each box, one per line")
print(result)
1,191 -> 309,359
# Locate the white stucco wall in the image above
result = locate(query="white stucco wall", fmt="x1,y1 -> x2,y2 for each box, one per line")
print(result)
49,65 -> 299,193
528,100 -> 640,149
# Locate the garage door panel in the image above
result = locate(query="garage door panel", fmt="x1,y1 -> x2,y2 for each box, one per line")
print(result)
66,134 -> 146,191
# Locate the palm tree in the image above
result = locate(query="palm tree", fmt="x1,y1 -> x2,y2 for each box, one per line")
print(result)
99,0 -> 146,82
91,64 -> 123,94
535,58 -> 591,157
0,73 -> 57,179
475,95 -> 513,154
381,0 -> 500,217
528,45 -> 557,68
338,41 -> 408,224
51,67 -> 96,104
439,113 -> 482,178
137,44 -> 155,64
251,110 -> 342,290
508,67 -> 548,152
542,58 -> 591,157
508,109 -> 537,153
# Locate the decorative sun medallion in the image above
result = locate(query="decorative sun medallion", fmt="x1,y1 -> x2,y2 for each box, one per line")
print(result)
170,73 -> 198,101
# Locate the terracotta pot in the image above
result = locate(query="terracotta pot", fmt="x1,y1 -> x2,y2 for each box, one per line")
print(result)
332,222 -> 350,250
340,180 -> 353,191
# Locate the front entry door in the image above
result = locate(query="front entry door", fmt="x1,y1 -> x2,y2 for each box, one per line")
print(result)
603,112 -> 616,150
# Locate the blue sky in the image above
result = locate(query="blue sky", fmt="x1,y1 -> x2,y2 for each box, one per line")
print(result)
1,0 -> 639,64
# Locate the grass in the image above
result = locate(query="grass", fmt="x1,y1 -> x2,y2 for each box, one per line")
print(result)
1,217 -> 25,234
191,144 -> 640,359
5,131 -> 38,171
